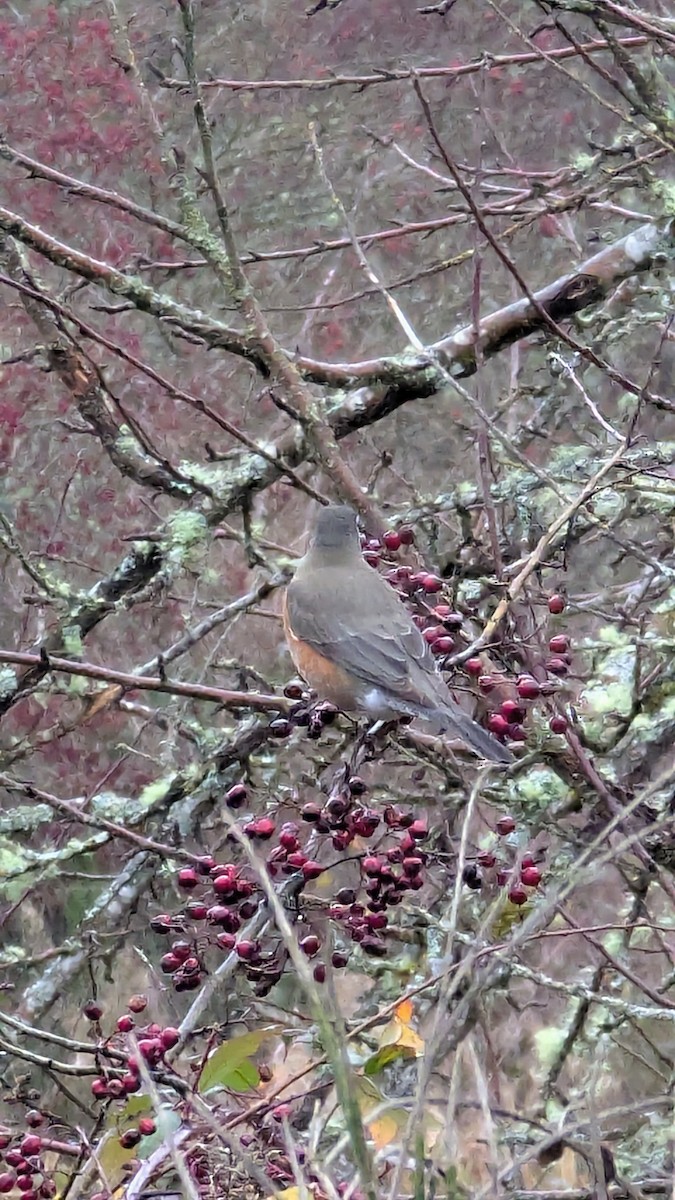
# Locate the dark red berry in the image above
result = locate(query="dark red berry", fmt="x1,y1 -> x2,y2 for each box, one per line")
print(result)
0,1176 -> 16,1194
421,574 -> 443,594
331,951 -> 349,968
299,934 -> 320,957
216,931 -> 236,951
432,636 -> 455,654
549,715 -> 568,734
271,1104 -> 291,1123
138,1118 -> 156,1136
160,1027 -> 180,1050
348,775 -> 368,796
91,1078 -> 108,1099
521,866 -> 542,887
398,526 -> 415,545
548,594 -> 566,614
501,700 -> 525,722
127,994 -> 148,1013
546,657 -> 569,676
487,713 -> 510,736
516,675 -> 540,700
496,816 -> 516,835
83,1000 -> 103,1021
117,1015 -> 134,1033
313,964 -> 326,983
409,819 -> 427,840
16,1177 -> 34,1193
177,867 -> 198,889
477,851 -> 496,868
121,1074 -> 141,1093
507,724 -> 527,742
119,1129 -> 141,1150
302,860 -> 324,880
269,719 -> 292,738
235,940 -> 259,961
465,657 -> 483,676
20,1137 -> 41,1158
382,531 -> 401,552
160,953 -> 181,975
362,856 -> 382,876
284,681 -> 305,699
138,1039 -> 162,1063
24,1113 -> 43,1130
226,783 -> 247,808
508,886 -> 528,906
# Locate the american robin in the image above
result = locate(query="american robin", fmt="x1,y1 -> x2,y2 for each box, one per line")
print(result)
283,505 -> 512,764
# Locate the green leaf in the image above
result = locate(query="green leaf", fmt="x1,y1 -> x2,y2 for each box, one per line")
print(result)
197,1028 -> 276,1094
363,1043 -> 415,1077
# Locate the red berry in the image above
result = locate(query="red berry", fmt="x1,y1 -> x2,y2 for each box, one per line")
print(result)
421,574 -> 443,594
127,994 -> 148,1013
120,1074 -> 140,1094
521,853 -> 535,868
549,715 -> 568,734
138,1117 -> 156,1136
313,964 -> 326,983
279,830 -> 300,852
477,851 -> 496,868
501,700 -> 525,722
508,886 -> 528,906
0,1176 -> 16,1194
382,531 -> 401,552
423,624 -> 447,645
17,1177 -> 34,1193
364,551 -> 380,568
507,724 -> 527,742
3,1154 -> 23,1170
0,1131 -> 11,1150
287,850 -> 308,868
478,675 -> 496,692
516,675 -> 540,700
348,775 -> 368,796
362,856 -> 382,876
496,816 -> 516,835
170,939 -> 192,962
548,594 -> 566,614
271,1104 -> 291,1123
235,940 -> 259,961
91,1078 -> 108,1099
465,657 -> 483,676
546,657 -> 569,675
409,819 -> 427,840
177,867 -> 198,889
83,1000 -> 103,1021
20,1137 -> 41,1158
521,866 -> 542,887
398,526 -> 415,545
160,1027 -> 180,1050
138,1038 -> 162,1063
432,636 -> 455,654
25,1112 -> 43,1130
300,934 -> 320,957
160,953 -> 181,974
216,931 -> 236,951
487,713 -> 510,736
549,634 -> 570,653
117,1015 -> 134,1033
119,1129 -> 141,1150
302,860 -> 324,880
331,951 -> 349,968
225,783 -> 247,808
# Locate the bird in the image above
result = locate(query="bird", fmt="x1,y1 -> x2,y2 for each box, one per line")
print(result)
282,505 -> 513,764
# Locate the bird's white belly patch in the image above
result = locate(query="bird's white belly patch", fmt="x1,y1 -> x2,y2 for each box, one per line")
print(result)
361,688 -> 397,719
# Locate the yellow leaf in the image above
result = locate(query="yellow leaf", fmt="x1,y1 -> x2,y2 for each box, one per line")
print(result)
395,998 -> 413,1022
368,1108 -> 408,1150
275,1188 -> 312,1200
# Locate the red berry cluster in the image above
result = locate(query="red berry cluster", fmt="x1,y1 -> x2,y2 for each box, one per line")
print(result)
87,994 -> 180,1105
464,814 -> 544,905
0,1114 -> 55,1200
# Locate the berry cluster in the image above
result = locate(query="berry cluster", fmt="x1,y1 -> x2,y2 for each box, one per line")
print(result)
87,994 -> 179,1106
463,814 -> 544,905
0,1114 -> 55,1200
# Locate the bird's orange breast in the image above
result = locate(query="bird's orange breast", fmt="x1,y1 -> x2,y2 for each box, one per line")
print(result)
282,591 -> 361,711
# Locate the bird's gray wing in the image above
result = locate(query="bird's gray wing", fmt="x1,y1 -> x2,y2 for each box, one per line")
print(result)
286,571 -> 441,705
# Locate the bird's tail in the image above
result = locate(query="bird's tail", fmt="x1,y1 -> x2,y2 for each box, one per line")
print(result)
427,705 -> 513,764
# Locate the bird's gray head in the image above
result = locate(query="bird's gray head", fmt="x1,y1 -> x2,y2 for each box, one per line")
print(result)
309,504 -> 361,554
